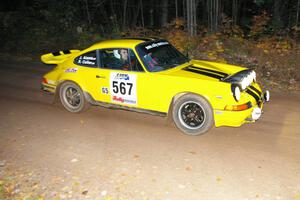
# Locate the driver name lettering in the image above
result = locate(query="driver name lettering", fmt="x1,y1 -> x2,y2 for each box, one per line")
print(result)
145,42 -> 169,50
81,60 -> 95,65
83,56 -> 96,60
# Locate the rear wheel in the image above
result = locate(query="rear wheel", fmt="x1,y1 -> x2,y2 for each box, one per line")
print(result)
59,81 -> 90,113
172,94 -> 214,135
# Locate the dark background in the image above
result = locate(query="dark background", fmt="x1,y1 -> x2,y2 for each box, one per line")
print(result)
1,0 -> 299,53
0,0 -> 299,89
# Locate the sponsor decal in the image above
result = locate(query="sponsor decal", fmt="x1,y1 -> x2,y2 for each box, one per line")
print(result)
124,99 -> 137,104
65,68 -> 78,73
110,72 -> 137,105
101,87 -> 109,94
112,96 -> 136,104
145,41 -> 169,50
113,96 -> 124,103
113,73 -> 130,81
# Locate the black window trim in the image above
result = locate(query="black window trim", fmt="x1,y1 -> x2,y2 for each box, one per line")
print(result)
74,50 -> 99,68
97,47 -> 145,72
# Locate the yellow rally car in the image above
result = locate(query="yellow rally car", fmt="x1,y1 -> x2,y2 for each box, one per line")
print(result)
41,38 -> 270,135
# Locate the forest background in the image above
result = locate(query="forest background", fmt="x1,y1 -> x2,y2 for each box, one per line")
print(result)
1,0 -> 300,90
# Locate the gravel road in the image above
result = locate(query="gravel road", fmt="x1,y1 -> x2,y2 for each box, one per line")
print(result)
0,62 -> 299,200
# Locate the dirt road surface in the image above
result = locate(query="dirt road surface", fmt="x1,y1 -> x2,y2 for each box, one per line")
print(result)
0,62 -> 300,200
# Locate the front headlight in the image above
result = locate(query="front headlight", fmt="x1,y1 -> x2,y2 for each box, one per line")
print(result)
232,85 -> 241,102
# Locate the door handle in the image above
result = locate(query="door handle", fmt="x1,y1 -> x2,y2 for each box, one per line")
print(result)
96,75 -> 106,79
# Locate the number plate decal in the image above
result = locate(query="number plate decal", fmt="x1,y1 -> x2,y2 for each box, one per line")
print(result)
110,72 -> 137,105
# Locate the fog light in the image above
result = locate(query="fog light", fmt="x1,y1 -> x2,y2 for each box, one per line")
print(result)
251,107 -> 262,120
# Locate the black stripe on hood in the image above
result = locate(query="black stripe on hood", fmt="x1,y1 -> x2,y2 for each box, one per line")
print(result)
188,66 -> 228,77
183,67 -> 224,79
249,85 -> 262,97
246,89 -> 261,106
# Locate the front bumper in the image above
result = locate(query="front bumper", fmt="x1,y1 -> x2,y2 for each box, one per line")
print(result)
214,90 -> 270,127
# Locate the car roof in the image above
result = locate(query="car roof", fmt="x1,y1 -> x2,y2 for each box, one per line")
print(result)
90,37 -> 160,49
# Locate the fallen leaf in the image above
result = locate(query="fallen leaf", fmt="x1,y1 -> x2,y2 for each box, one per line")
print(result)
185,166 -> 192,171
82,190 -> 88,195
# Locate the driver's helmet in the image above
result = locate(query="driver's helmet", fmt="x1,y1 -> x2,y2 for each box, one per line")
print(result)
113,50 -> 121,59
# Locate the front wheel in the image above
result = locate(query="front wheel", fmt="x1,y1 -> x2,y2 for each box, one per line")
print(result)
59,81 -> 90,113
172,94 -> 214,135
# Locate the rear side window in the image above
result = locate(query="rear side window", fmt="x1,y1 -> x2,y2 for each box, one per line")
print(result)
74,51 -> 98,68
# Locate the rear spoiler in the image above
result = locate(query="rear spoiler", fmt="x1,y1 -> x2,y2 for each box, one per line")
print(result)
41,50 -> 80,64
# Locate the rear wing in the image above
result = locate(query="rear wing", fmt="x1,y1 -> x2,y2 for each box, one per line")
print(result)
41,50 -> 80,64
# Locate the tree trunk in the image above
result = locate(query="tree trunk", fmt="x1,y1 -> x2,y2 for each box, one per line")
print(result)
175,0 -> 178,18
122,0 -> 128,30
131,1 -> 140,27
273,0 -> 283,29
232,0 -> 238,25
296,0 -> 300,27
140,0 -> 145,28
207,0 -> 220,32
187,0 -> 197,36
84,0 -> 92,25
161,0 -> 169,27
149,0 -> 154,27
183,0 -> 186,22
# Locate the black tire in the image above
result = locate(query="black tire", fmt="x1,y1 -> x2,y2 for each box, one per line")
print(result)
59,81 -> 90,113
172,94 -> 214,135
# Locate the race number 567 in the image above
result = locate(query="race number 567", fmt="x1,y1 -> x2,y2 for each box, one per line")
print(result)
112,81 -> 133,95
110,72 -> 137,105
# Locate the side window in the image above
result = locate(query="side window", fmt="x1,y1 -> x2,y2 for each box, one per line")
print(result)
74,51 -> 98,68
99,48 -> 144,72
129,49 -> 144,72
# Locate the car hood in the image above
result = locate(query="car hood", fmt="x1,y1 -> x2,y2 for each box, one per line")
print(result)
159,59 -> 246,81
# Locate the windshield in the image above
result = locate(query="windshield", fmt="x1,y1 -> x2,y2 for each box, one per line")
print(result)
136,40 -> 190,72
